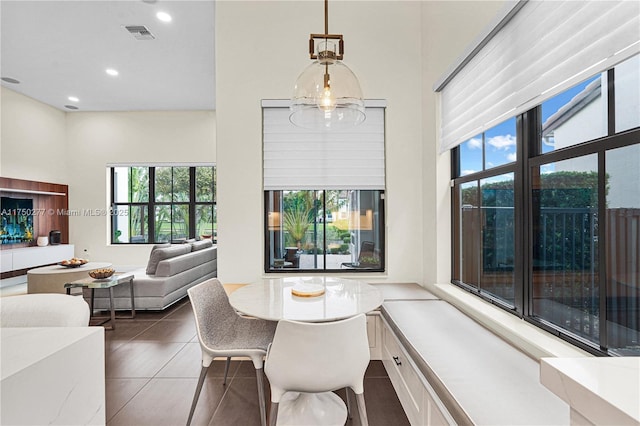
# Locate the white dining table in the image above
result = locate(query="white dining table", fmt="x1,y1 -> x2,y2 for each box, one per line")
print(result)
228,276 -> 384,322
228,276 -> 383,425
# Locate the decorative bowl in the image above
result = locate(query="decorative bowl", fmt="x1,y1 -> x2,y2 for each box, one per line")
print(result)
59,258 -> 88,268
89,268 -> 115,279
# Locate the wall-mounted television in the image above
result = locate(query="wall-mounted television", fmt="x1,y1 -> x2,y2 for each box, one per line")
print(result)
1,196 -> 34,244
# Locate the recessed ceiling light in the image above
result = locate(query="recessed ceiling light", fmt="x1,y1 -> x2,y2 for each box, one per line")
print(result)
68,96 -> 79,102
64,105 -> 79,110
156,11 -> 172,22
106,68 -> 119,77
1,77 -> 20,84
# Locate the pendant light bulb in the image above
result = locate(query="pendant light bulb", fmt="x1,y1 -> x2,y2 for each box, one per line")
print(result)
319,73 -> 336,112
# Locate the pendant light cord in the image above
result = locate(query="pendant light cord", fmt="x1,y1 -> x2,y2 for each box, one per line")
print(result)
324,0 -> 328,34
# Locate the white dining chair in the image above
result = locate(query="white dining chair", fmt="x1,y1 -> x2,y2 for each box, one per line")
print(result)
264,313 -> 370,426
186,278 -> 277,426
0,293 -> 89,327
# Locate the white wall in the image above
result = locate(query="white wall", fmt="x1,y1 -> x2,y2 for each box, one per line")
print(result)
2,1 -> 504,282
1,87 -> 216,266
422,1 -> 506,285
66,111 -> 215,266
216,1 -> 424,284
1,87 -> 68,182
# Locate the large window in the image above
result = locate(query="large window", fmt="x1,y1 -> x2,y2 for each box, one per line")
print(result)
265,190 -> 384,272
262,101 -> 386,273
452,56 -> 640,355
111,165 -> 216,244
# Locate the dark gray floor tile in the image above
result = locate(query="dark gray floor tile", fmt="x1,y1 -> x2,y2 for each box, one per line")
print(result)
365,360 -> 388,378
134,318 -> 196,342
165,300 -> 195,321
104,320 -> 157,352
360,378 -> 410,426
105,378 -> 149,422
106,341 -> 186,378
108,377 -> 225,426
208,377 -> 264,426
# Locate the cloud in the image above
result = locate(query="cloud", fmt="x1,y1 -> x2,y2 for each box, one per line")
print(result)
461,169 -> 477,176
507,152 -> 517,162
540,164 -> 555,174
466,137 -> 482,149
487,134 -> 516,150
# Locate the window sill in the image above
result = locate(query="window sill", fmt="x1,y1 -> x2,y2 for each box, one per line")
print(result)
425,282 -> 592,360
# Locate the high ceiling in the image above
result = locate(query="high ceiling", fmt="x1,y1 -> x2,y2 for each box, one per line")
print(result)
0,0 -> 215,112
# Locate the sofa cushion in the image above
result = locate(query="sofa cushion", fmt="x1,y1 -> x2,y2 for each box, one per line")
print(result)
190,239 -> 213,251
155,246 -> 215,277
146,244 -> 192,275
151,243 -> 171,252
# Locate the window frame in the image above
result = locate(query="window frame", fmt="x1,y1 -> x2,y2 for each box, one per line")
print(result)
109,165 -> 216,245
451,64 -> 640,356
263,189 -> 386,273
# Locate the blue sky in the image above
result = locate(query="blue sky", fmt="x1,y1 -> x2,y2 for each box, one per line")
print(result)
459,74 -> 601,176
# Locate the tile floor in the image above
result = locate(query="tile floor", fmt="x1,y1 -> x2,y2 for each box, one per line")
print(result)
103,298 -> 411,426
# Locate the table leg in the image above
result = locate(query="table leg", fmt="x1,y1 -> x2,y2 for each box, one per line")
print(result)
108,287 -> 116,330
114,278 -> 136,320
90,288 -> 95,318
129,277 -> 135,319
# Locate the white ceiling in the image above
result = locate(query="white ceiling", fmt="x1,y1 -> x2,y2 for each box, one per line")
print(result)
0,0 -> 215,112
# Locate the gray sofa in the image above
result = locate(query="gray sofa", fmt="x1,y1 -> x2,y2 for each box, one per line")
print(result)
89,240 -> 217,310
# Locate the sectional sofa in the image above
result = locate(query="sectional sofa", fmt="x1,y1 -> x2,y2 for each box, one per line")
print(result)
89,240 -> 217,310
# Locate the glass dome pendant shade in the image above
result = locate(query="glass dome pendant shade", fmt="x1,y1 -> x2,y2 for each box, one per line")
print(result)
290,2 -> 365,130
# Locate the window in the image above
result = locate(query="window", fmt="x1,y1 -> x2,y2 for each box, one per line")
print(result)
111,165 -> 216,244
262,101 -> 386,272
265,189 -> 384,272
452,55 -> 640,355
454,119 -> 517,307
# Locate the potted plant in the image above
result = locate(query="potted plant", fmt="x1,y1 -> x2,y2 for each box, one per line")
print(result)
284,205 -> 311,250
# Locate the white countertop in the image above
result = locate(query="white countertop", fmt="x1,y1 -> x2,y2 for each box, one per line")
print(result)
541,357 -> 640,425
229,276 -> 383,322
1,327 -> 105,425
1,327 -> 102,379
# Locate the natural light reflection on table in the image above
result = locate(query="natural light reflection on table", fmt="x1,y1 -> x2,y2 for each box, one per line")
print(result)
229,276 -> 383,322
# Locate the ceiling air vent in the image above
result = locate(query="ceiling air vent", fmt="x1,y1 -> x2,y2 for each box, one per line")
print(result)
124,25 -> 155,41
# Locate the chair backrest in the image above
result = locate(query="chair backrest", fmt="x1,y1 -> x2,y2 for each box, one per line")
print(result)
265,314 -> 370,397
187,278 -> 240,348
0,293 -> 89,327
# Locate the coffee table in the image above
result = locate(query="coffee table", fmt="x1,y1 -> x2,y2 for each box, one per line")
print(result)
27,261 -> 112,294
64,273 -> 135,330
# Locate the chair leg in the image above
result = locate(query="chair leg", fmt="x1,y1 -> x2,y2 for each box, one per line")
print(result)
355,392 -> 369,426
186,365 -> 209,426
345,387 -> 353,418
268,402 -> 279,426
223,357 -> 231,386
255,367 -> 267,426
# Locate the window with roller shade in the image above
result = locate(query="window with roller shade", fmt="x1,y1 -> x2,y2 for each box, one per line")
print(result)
262,100 -> 386,272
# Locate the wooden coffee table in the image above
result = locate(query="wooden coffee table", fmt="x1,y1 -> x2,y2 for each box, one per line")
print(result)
64,273 -> 135,330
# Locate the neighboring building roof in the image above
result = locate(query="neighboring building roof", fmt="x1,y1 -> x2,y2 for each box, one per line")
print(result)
542,79 -> 602,137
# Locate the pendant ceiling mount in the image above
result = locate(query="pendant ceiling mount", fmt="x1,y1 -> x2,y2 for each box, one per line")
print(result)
289,0 -> 365,130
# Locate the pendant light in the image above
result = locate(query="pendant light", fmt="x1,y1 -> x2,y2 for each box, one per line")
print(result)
289,0 -> 365,129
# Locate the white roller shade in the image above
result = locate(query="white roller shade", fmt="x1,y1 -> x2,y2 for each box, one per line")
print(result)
263,102 -> 385,190
437,0 -> 640,152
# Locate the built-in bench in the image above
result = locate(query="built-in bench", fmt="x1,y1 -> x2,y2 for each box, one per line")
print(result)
370,283 -> 569,425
